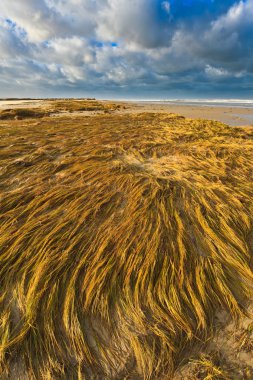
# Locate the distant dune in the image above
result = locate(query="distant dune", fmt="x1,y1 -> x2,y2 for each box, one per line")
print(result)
0,100 -> 253,379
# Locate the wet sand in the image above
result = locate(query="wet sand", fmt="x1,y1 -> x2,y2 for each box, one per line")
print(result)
129,101 -> 253,127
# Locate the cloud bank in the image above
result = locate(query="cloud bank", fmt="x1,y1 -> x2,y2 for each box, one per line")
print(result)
0,0 -> 252,98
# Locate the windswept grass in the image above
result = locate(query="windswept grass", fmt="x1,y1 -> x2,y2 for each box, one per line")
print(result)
0,106 -> 253,379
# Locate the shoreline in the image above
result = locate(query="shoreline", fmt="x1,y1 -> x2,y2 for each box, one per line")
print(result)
125,101 -> 253,127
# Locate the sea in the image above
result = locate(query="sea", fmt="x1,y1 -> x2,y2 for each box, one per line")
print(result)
144,99 -> 253,108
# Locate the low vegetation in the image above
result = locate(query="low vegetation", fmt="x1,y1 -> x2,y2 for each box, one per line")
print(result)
0,101 -> 253,379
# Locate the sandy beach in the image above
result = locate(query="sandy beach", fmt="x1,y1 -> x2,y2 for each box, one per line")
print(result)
1,98 -> 253,127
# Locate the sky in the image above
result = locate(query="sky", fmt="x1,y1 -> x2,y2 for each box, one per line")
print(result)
0,0 -> 252,99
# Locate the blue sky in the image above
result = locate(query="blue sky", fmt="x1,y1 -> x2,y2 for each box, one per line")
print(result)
0,0 -> 252,99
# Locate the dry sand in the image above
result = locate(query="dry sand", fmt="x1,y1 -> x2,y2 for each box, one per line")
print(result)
0,99 -> 47,109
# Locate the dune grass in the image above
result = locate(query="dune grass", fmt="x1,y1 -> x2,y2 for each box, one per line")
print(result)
48,99 -> 122,113
0,105 -> 253,379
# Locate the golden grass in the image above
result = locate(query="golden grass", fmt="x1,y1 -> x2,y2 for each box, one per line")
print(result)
0,103 -> 253,379
189,352 -> 231,379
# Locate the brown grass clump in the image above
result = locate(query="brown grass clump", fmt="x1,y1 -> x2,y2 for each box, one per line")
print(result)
0,108 -> 49,120
0,105 -> 253,379
188,352 -> 231,379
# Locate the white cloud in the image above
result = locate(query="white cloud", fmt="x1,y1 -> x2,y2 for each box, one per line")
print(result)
0,20 -> 28,59
212,0 -> 253,31
205,65 -> 229,77
1,0 -> 96,42
97,0 -> 171,48
162,1 -> 171,14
